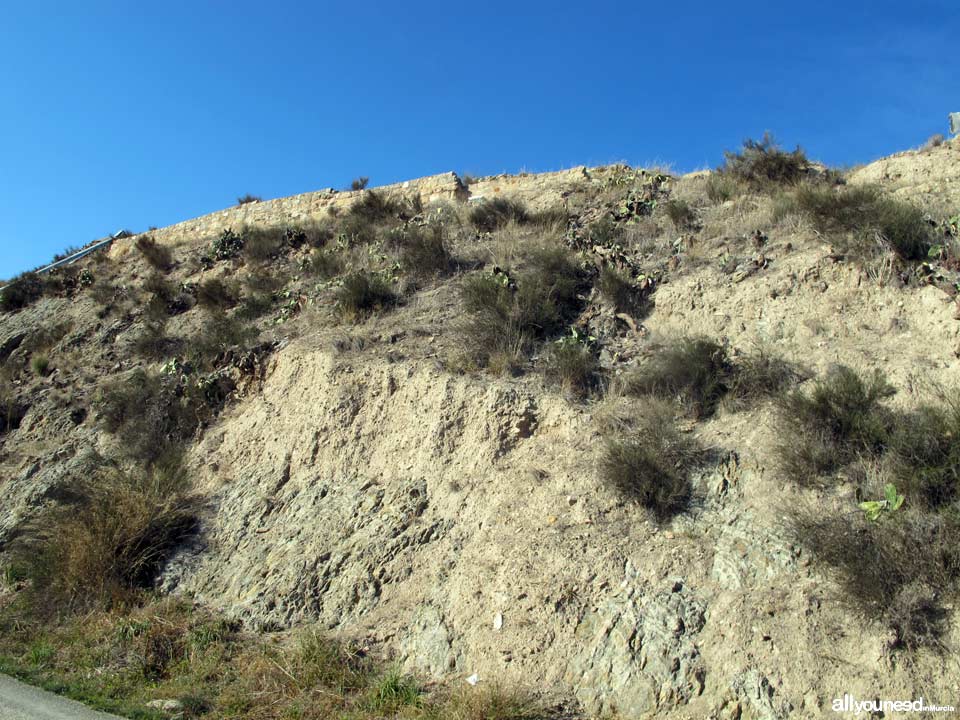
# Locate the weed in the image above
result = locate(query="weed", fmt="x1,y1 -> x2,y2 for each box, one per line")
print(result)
135,236 -> 173,272
727,350 -> 802,406
368,669 -> 421,712
720,132 -> 809,190
469,198 -> 529,233
237,194 -> 262,205
924,133 -> 945,149
335,272 -> 397,321
350,177 -> 370,191
347,190 -> 406,225
600,400 -> 698,521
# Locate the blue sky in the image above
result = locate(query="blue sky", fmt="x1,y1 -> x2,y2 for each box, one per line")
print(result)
0,0 -> 955,277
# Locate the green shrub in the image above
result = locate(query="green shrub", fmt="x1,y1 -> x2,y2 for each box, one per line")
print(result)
335,272 -> 397,321
468,198 -> 529,233
720,133 -> 809,190
10,461 -> 198,613
791,184 -> 933,261
600,401 -> 698,521
0,273 -> 44,312
367,670 -> 421,713
543,337 -> 599,399
135,236 -> 173,272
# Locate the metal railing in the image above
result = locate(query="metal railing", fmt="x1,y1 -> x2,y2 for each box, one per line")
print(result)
0,230 -> 129,293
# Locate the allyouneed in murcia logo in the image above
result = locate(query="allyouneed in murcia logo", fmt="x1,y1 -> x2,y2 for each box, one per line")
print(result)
832,695 -> 956,714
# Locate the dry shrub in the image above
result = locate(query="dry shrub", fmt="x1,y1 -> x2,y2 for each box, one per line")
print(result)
543,339 -> 599,399
720,132 -> 810,191
11,462 -> 198,614
789,184 -> 933,261
468,198 -> 529,233
790,502 -> 959,650
135,236 -> 173,272
335,272 -> 397,321
600,399 -> 699,521
458,246 -> 584,369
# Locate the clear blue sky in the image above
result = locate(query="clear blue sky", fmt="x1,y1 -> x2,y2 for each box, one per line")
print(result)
0,0 -> 955,277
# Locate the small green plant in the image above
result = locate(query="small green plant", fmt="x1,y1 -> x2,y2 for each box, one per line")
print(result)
368,669 -> 421,712
859,483 -> 905,522
28,641 -> 56,666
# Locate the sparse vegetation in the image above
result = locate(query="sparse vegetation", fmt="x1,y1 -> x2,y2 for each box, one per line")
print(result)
135,236 -> 173,272
350,176 -> 370,191
195,277 -> 239,312
720,132 -> 809,190
704,173 -> 742,204
788,183 -> 933,261
237,194 -> 262,205
458,246 -> 585,371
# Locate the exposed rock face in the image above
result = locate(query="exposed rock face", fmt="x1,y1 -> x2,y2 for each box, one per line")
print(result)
567,572 -> 706,718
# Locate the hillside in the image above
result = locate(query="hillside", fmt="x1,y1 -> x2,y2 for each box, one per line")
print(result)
1,136 -> 960,719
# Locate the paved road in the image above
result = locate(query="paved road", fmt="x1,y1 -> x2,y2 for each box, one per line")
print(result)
0,674 -> 123,720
